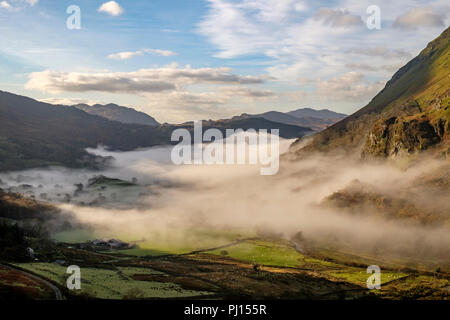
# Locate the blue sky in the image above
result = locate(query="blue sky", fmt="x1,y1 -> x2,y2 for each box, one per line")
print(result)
0,0 -> 449,123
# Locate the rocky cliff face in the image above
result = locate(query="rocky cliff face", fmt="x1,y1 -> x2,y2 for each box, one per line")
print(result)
363,96 -> 449,158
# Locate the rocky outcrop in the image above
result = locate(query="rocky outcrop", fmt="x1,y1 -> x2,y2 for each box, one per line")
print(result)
362,116 -> 443,157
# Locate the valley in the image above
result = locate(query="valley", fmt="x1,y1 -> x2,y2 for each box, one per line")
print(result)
0,20 -> 449,302
0,142 -> 449,300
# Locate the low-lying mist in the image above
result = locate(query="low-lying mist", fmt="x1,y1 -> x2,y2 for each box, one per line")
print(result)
1,135 -> 449,269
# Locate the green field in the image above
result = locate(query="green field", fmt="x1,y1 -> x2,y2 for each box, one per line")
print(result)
205,239 -> 414,290
207,240 -> 338,268
7,235 -> 449,300
53,227 -> 249,257
43,231 -> 450,300
13,263 -> 211,299
325,269 -> 408,286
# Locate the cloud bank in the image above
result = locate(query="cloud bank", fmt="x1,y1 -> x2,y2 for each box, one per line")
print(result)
25,65 -> 267,94
394,7 -> 446,29
314,8 -> 363,27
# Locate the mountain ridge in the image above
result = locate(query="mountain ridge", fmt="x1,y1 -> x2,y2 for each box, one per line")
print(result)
0,90 -> 311,171
233,107 -> 347,131
287,107 -> 347,119
72,103 -> 160,126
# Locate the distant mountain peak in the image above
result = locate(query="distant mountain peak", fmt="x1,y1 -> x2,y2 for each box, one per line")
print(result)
73,103 -> 159,126
287,108 -> 347,120
233,107 -> 346,132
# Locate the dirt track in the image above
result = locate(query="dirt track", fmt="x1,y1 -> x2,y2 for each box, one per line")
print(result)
0,263 -> 64,300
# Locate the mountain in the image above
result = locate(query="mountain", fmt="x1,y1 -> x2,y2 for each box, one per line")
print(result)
233,108 -> 347,131
0,91 -> 174,171
286,108 -> 347,119
0,91 -> 311,171
235,111 -> 303,126
291,26 -> 450,158
73,103 -> 159,126
180,118 -> 312,139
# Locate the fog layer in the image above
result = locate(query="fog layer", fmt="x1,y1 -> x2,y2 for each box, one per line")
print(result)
1,136 -> 449,268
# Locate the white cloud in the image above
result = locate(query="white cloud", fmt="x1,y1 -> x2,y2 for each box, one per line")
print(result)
143,49 -> 177,57
107,51 -> 144,60
150,87 -> 274,107
394,7 -> 446,29
314,8 -> 363,27
25,70 -> 175,94
218,86 -> 274,98
24,0 -> 38,6
346,47 -> 412,59
279,72 -> 384,107
144,86 -> 277,122
197,0 -> 280,58
24,65 -> 267,94
197,1 -> 365,59
145,91 -> 228,122
345,63 -> 404,73
107,49 -> 177,60
240,0 -> 307,22
39,97 -> 100,106
8,0 -> 39,7
98,1 -> 124,16
0,0 -> 39,11
0,1 -> 12,9
313,72 -> 385,102
197,0 -> 415,81
196,0 -> 449,115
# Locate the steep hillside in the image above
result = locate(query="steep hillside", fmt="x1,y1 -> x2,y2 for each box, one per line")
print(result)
292,26 -> 450,158
73,103 -> 160,126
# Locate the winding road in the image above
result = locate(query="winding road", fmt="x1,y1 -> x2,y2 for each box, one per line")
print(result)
0,263 -> 64,300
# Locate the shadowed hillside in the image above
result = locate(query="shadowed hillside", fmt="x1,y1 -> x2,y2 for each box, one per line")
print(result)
0,91 -> 175,171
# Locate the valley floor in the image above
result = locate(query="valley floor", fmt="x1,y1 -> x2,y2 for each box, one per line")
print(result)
1,237 -> 448,300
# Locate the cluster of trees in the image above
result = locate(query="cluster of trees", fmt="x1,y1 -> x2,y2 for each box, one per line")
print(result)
0,223 -> 28,261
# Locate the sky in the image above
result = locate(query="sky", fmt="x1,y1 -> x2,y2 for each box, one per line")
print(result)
0,0 -> 449,123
